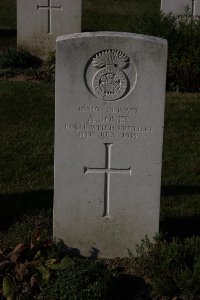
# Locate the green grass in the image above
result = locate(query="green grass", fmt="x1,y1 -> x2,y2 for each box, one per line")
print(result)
160,93 -> 200,238
0,0 -> 16,29
0,81 -> 54,229
0,81 -> 54,192
162,93 -> 200,186
82,0 -> 160,32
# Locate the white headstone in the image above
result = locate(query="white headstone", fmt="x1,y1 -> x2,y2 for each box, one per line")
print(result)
54,32 -> 167,258
161,0 -> 193,15
17,0 -> 82,58
194,0 -> 200,16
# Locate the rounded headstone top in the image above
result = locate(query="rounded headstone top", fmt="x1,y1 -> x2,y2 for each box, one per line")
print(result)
56,31 -> 167,46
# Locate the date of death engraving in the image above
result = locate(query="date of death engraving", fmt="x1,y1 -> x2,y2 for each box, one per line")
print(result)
65,105 -> 152,140
64,106 -> 153,141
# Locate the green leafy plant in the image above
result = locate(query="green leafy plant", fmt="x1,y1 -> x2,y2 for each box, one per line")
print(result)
0,229 -> 117,300
129,235 -> 200,299
130,9 -> 200,92
0,210 -> 52,248
36,51 -> 55,82
39,258 -> 115,300
0,68 -> 16,78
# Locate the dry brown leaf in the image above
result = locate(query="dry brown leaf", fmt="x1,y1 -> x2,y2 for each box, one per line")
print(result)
21,281 -> 31,294
0,260 -> 10,271
30,228 -> 41,249
10,243 -> 27,263
14,262 -> 29,281
30,273 -> 38,288
0,254 -> 7,262
0,248 -> 7,262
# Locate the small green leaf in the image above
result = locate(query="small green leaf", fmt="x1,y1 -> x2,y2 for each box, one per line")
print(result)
59,256 -> 76,269
33,250 -> 42,260
3,276 -> 16,300
35,264 -> 51,281
45,256 -> 75,270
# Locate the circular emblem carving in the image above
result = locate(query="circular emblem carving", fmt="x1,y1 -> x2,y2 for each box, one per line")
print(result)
85,49 -> 137,102
92,66 -> 128,100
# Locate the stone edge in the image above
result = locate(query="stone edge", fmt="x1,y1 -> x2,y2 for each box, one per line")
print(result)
56,31 -> 168,46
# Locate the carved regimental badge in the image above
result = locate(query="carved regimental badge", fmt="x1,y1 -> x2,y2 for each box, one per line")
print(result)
85,49 -> 137,101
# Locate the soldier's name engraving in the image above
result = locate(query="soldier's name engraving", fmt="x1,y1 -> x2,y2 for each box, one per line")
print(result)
87,115 -> 130,124
65,106 -> 152,140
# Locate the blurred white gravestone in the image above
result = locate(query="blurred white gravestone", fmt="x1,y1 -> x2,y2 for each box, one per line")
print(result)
161,0 -> 200,16
53,32 -> 167,258
17,0 -> 82,58
194,0 -> 200,15
161,0 -> 191,15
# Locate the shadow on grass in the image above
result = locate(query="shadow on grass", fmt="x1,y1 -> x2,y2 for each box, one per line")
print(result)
162,185 -> 200,196
0,29 -> 16,38
161,185 -> 200,239
0,190 -> 53,230
160,215 -> 200,240
109,275 -> 150,300
0,29 -> 16,50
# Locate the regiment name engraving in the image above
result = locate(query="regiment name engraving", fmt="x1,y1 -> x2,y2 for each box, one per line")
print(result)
64,105 -> 153,140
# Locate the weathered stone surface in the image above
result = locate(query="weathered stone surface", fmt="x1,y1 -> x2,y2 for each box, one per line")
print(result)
54,32 -> 167,258
17,0 -> 82,58
161,0 -> 194,16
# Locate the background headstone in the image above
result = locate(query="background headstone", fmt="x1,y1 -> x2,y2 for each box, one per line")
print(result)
54,32 -> 167,258
194,0 -> 200,15
161,0 -> 193,15
17,0 -> 82,58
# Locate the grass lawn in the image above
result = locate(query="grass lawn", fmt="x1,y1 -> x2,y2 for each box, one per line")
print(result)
0,0 -> 16,29
0,81 -> 54,230
82,0 -> 160,32
161,93 -> 200,238
0,80 -> 199,239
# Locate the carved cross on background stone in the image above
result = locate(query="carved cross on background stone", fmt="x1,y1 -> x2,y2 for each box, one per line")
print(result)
192,0 -> 196,17
84,143 -> 132,217
37,0 -> 62,33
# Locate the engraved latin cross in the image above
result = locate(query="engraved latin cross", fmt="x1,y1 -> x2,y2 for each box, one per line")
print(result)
37,0 -> 62,33
84,143 -> 132,217
192,0 -> 196,17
